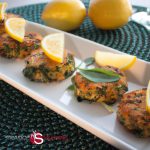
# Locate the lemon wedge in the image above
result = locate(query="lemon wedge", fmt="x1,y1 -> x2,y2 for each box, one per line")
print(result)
41,33 -> 65,63
146,81 -> 150,113
5,18 -> 26,42
0,2 -> 7,20
95,51 -> 136,70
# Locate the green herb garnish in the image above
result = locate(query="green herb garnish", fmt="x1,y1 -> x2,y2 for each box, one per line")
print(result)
67,84 -> 75,90
77,57 -> 95,69
76,58 -> 120,82
78,68 -> 120,83
100,102 -> 114,113
66,57 -> 118,113
84,57 -> 95,67
79,68 -> 120,77
33,43 -> 40,50
67,76 -> 75,90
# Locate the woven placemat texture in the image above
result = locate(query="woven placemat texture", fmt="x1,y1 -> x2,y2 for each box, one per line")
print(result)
0,1 -> 150,149
7,2 -> 150,61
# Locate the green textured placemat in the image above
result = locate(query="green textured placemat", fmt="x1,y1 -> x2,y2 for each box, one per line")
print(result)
0,1 -> 150,150
7,2 -> 150,61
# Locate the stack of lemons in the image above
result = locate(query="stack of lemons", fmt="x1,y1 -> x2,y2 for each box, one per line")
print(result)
41,0 -> 132,31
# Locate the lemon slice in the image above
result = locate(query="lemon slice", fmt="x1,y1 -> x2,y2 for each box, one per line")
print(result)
0,2 -> 7,20
95,51 -> 136,70
146,81 -> 150,113
5,18 -> 26,42
41,33 -> 65,63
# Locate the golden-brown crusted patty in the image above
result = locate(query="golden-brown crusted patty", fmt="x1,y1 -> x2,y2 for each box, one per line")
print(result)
0,13 -> 20,34
117,88 -> 150,137
0,32 -> 42,58
74,66 -> 128,104
23,49 -> 75,82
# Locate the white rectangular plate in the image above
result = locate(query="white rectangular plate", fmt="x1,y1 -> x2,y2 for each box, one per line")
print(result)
0,21 -> 150,150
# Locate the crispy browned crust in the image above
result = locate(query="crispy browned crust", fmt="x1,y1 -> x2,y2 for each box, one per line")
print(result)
23,49 -> 75,82
117,88 -> 150,137
74,66 -> 128,104
0,32 -> 42,58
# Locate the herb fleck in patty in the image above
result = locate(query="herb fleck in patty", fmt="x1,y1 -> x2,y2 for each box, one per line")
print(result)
74,66 -> 128,104
0,32 -> 42,58
117,88 -> 150,137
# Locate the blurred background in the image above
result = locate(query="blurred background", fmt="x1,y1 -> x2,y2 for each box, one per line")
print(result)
0,0 -> 150,8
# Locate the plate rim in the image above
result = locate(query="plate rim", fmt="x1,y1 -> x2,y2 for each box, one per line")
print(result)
1,20 -> 150,150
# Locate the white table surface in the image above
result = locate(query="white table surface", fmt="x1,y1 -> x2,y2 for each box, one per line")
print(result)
0,0 -> 150,9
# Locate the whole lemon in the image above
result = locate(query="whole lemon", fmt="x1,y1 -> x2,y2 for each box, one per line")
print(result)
88,0 -> 132,30
41,0 -> 86,31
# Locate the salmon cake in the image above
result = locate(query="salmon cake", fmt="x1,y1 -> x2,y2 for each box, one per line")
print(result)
74,66 -> 128,104
0,13 -> 20,34
0,32 -> 42,58
23,49 -> 75,82
117,88 -> 150,137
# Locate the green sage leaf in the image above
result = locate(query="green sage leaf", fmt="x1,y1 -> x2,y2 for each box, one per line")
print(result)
79,69 -> 120,83
79,68 -> 120,77
76,57 -> 95,69
67,84 -> 75,90
84,57 -> 95,66
100,102 -> 114,113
